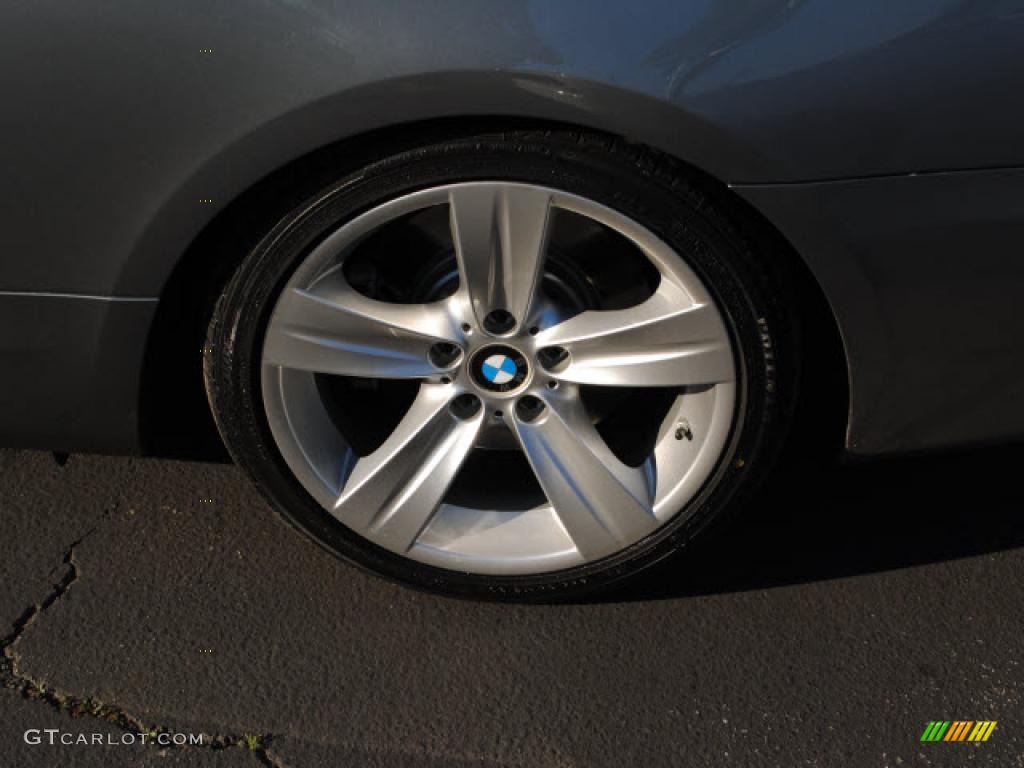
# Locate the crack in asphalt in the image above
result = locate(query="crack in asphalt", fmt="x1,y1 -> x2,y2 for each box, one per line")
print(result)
1,533 -> 289,768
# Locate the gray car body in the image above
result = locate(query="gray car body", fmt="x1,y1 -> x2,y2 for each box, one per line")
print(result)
1,0 -> 1022,457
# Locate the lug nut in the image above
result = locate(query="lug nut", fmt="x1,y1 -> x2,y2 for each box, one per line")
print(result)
428,342 -> 462,369
537,346 -> 569,371
483,309 -> 516,335
450,393 -> 482,420
515,395 -> 546,423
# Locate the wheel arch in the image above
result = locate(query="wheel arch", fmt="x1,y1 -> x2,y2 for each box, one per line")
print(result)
138,115 -> 848,460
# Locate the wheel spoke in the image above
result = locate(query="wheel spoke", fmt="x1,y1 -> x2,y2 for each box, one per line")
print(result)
449,184 -> 551,330
511,395 -> 656,559
535,280 -> 734,387
263,272 -> 460,379
332,386 -> 482,552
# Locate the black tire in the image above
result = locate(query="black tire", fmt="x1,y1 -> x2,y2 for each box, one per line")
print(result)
203,129 -> 800,602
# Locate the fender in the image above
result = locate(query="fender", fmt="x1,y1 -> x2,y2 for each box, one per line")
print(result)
112,71 -> 768,296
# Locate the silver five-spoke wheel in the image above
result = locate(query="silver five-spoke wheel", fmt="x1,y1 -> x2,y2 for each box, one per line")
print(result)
260,182 -> 737,575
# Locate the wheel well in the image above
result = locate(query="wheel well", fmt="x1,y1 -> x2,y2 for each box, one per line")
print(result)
138,118 -> 849,460
701,175 -> 851,463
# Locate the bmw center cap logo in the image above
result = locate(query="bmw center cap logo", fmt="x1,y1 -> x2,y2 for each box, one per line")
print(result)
482,354 -> 517,385
471,345 -> 529,393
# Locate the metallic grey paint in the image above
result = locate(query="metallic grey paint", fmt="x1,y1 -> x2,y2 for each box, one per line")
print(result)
1,0 -> 1022,454
737,168 -> 1024,454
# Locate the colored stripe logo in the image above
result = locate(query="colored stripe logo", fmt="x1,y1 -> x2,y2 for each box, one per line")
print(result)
920,721 -> 997,742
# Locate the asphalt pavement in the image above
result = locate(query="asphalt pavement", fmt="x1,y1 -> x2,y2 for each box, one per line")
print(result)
1,445 -> 1022,767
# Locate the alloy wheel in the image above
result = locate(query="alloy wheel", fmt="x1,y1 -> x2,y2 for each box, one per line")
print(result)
260,181 -> 737,575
